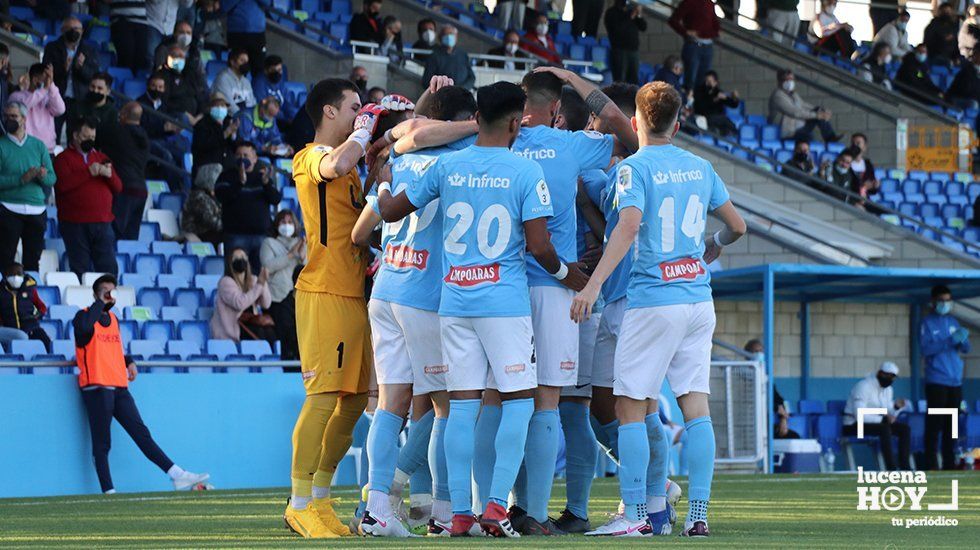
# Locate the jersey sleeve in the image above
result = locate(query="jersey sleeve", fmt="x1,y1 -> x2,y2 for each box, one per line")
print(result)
614,161 -> 645,213
708,167 -> 731,210
571,130 -> 614,172
580,169 -> 608,207
448,135 -> 477,150
404,157 -> 441,208
301,145 -> 334,185
521,163 -> 554,222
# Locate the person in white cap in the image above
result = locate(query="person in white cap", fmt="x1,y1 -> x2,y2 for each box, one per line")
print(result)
842,362 -> 912,470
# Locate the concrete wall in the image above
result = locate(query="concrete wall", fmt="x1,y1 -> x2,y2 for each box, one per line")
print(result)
1,30 -> 42,78
266,21 -> 351,85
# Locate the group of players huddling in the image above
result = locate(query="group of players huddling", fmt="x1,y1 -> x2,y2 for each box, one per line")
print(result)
280,64 -> 746,539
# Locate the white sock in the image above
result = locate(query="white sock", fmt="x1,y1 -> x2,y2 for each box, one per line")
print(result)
390,469 -> 409,496
166,465 -> 185,480
291,496 -> 311,510
312,485 -> 330,499
647,495 -> 666,513
432,499 -> 451,522
104,489 -> 116,495
367,489 -> 392,516
410,493 -> 433,510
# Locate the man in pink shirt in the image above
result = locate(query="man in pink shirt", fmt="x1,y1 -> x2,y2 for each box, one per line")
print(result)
10,63 -> 66,153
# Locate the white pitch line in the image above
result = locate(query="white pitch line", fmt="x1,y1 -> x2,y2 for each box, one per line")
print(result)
0,488 -> 360,507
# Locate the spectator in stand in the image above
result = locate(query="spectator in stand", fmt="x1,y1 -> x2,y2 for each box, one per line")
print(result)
215,141 -> 282,271
350,65 -> 370,101
946,49 -> 980,110
252,55 -> 296,125
764,0 -> 801,45
870,1 -> 901,36
896,44 -> 946,106
521,14 -> 562,65
874,9 -> 912,59
158,44 -> 209,119
192,93 -> 238,175
422,25 -> 475,90
808,0 -> 856,58
920,284 -> 970,470
42,16 -> 100,136
146,0 -> 195,70
74,273 -> 210,494
101,102 -> 150,241
484,29 -> 530,70
0,101 -> 55,272
848,133 -> 879,194
496,0 -> 526,34
214,48 -> 257,116
693,70 -> 740,136
958,3 -> 980,58
380,16 -> 405,64
53,116 -> 122,276
152,20 -> 204,77
743,339 -> 799,439
8,63 -> 65,153
367,86 -> 386,104
180,164 -> 223,246
786,140 -> 817,179
260,210 -> 305,360
653,55 -> 685,96
0,44 -> 12,114
817,146 -> 857,201
842,362 -> 912,471
0,262 -> 50,351
109,0 -> 153,73
769,69 -> 842,142
859,42 -> 894,90
349,0 -> 385,45
605,0 -> 647,84
573,0 -> 605,38
76,73 -> 118,135
222,0 -> 268,78
925,2 -> 962,66
412,18 -> 438,62
196,0 -> 228,51
669,0 -> 720,92
139,72 -> 188,192
210,248 -> 273,343
237,95 -> 292,157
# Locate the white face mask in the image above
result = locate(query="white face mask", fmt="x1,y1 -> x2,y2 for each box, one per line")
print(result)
782,80 -> 795,93
536,23 -> 549,35
278,223 -> 295,238
824,4 -> 835,15
835,163 -> 849,174
176,33 -> 192,48
883,53 -> 892,64
6,275 -> 23,289
505,42 -> 518,55
422,29 -> 436,44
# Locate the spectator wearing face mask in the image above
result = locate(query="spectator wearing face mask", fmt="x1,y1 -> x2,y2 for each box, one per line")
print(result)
146,0 -> 196,71
210,248 -> 272,343
196,0 -> 228,51
221,0 -> 268,79
181,164 -> 224,247
808,0 -> 856,58
260,209 -> 305,360
237,95 -> 292,157
521,14 -> 562,65
215,141 -> 282,271
920,284 -> 969,470
138,72 -> 188,192
769,69 -> 841,142
75,73 -> 118,137
605,0 -> 647,84
873,9 -> 912,58
252,56 -> 297,124
859,42 -> 894,90
842,362 -> 912,471
350,0 -> 385,44
693,70 -> 740,136
653,55 -> 685,96
945,49 -> 980,110
848,133 -> 878,192
925,2 -> 961,67
192,94 -> 239,175
422,25 -> 475,90
42,17 -> 100,135
158,44 -> 209,119
786,140 -> 817,180
818,146 -> 858,202
896,44 -> 947,106
0,262 -> 50,351
958,3 -> 980,58
485,29 -> 530,70
412,18 -> 438,62
101,102 -> 151,241
214,48 -> 257,116
53,116 -> 122,276
379,16 -> 405,64
350,65 -> 370,102
8,63 -> 65,153
153,20 -> 203,77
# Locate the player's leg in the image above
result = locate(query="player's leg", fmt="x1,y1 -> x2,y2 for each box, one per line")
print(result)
287,391 -> 340,538
427,392 -> 453,536
392,397 -> 434,501
472,389 -> 501,512
80,388 -> 116,493
644,401 -> 672,534
523,286 -> 579,535
476,316 -> 537,538
591,297 -> 624,459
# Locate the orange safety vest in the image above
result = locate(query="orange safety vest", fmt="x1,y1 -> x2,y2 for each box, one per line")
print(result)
76,310 -> 128,388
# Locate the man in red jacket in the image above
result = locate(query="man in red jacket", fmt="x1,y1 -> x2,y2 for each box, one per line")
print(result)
668,0 -> 720,93
521,14 -> 562,65
53,116 -> 122,276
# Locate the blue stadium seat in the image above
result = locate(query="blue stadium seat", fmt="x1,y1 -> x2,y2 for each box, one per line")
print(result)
923,180 -> 942,196
901,180 -> 921,195
186,242 -> 217,257
150,241 -> 183,256
814,413 -> 842,453
880,178 -> 899,194
124,306 -> 157,321
137,287 -> 170,313
161,306 -> 195,323
241,340 -> 273,358
941,204 -> 962,219
156,274 -> 187,290
167,339 -> 201,359
169,255 -> 200,283
129,339 -> 165,359
123,78 -> 146,99
207,339 -> 238,360
36,285 -> 61,307
116,252 -> 131,273
178,320 -> 210,349
797,399 -> 826,415
738,124 -> 758,142
920,203 -> 940,218
142,320 -> 175,340
905,413 -> 926,452
173,288 -> 206,311
947,181 -> 965,196
199,256 -> 225,276
908,170 -> 928,182
40,319 -> 62,340
121,273 -> 154,290
11,339 -> 47,360
194,274 -> 221,295
197,307 -> 213,321
120,322 -> 140,344
118,240 -> 150,256
568,44 -> 586,61
52,340 -> 75,360
133,254 -> 165,277
826,400 -> 846,415
787,415 -> 809,438
49,304 -> 79,326
138,223 -> 161,243
157,193 -> 184,216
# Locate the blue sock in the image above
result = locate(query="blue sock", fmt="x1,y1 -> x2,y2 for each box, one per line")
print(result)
645,413 -> 669,512
365,409 -> 405,494
618,422 -> 649,522
472,404 -> 501,510
524,409 -> 561,522
445,399 -> 481,515
685,416 -> 715,522
488,398 -> 534,508
428,416 -> 450,502
591,415 -> 608,447
601,419 -> 620,459
396,409 -> 434,477
514,462 -> 528,510
410,459 -> 432,497
559,402 -> 598,520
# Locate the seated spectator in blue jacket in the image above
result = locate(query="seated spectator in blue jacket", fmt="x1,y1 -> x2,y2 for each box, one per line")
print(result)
946,49 -> 980,111
0,263 -> 51,351
251,55 -> 299,124
653,55 -> 685,95
237,96 -> 292,157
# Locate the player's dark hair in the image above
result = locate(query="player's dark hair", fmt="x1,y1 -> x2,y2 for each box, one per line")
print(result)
305,78 -> 360,128
28,63 -> 46,78
635,81 -> 680,136
559,87 -> 589,131
521,71 -> 562,106
427,85 -> 477,121
476,81 -> 526,126
602,82 -> 638,116
92,274 -> 117,294
932,285 -> 951,299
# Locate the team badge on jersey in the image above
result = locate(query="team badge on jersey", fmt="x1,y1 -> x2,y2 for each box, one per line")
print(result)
617,165 -> 633,192
535,179 -> 551,206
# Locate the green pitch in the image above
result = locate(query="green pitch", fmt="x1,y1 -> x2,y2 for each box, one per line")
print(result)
1,473 -> 978,548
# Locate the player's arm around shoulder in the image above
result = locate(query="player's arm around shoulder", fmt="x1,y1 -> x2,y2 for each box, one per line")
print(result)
352,196 -> 383,248
377,158 -> 440,223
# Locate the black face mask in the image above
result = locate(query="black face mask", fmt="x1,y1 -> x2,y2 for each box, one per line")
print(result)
146,89 -> 162,101
65,29 -> 81,43
232,258 -> 248,273
268,71 -> 283,84
877,374 -> 895,388
80,139 -> 95,153
3,118 -> 19,134
237,62 -> 250,75
354,78 -> 367,91
793,152 -> 809,162
86,91 -> 106,104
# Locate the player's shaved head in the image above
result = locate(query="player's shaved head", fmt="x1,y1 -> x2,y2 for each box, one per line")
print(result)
426,86 -> 477,121
559,87 -> 589,131
603,82 -> 639,117
521,71 -> 562,106
476,81 -> 526,126
635,81 -> 681,137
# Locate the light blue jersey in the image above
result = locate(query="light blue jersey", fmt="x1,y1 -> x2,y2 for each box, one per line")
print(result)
575,169 -> 606,258
370,142 -> 466,312
615,144 -> 730,308
406,145 -> 553,318
514,126 -> 613,288
592,166 -> 634,304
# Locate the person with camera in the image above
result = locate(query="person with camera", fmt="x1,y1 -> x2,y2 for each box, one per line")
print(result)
214,141 -> 283,272
74,273 -> 210,494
